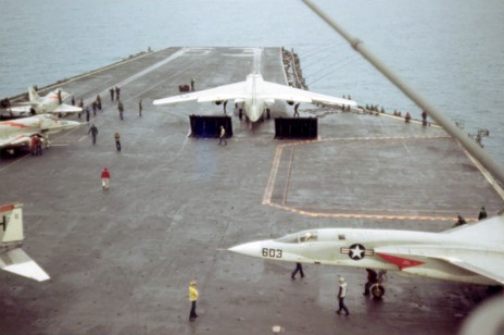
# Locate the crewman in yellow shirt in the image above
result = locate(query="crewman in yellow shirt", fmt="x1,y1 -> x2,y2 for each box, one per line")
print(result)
188,280 -> 199,321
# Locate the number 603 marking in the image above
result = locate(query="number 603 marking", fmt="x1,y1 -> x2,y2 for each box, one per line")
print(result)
262,248 -> 282,258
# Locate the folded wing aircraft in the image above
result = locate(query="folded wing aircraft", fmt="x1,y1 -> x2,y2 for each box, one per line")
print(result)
3,86 -> 82,117
229,214 -> 504,298
0,203 -> 50,282
0,114 -> 83,152
153,73 -> 357,122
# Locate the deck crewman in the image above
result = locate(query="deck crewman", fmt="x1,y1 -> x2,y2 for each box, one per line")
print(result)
336,276 -> 350,316
114,132 -> 122,152
88,124 -> 98,145
291,262 -> 304,279
478,206 -> 487,220
188,280 -> 199,321
218,125 -> 227,145
118,100 -> 124,120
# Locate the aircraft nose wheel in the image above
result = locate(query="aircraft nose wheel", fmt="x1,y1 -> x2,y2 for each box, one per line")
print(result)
370,284 -> 385,299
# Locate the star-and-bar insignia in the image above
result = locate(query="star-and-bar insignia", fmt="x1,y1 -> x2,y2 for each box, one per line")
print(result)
340,243 -> 374,260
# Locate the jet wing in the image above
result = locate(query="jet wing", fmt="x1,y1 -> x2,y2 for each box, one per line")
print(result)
376,245 -> 504,285
50,103 -> 83,113
0,248 -> 50,282
259,80 -> 358,107
5,105 -> 32,114
0,134 -> 33,149
153,81 -> 248,106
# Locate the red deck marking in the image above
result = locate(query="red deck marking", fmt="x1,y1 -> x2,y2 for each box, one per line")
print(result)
376,252 -> 424,270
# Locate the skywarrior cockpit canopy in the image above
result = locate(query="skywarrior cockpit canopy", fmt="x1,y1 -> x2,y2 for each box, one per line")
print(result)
276,231 -> 318,243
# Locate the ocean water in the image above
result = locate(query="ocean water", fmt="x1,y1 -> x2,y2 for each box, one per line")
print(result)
0,0 -> 503,164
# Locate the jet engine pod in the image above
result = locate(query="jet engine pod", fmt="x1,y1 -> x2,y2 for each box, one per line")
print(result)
215,100 -> 223,105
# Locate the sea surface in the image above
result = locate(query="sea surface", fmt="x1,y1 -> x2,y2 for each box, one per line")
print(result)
0,0 -> 503,164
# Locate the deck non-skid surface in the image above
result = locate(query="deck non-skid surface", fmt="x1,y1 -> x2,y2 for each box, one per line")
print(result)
0,47 -> 502,335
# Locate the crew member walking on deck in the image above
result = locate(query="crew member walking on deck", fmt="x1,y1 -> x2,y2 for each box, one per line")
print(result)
92,101 -> 97,117
291,262 -> 304,279
57,89 -> 62,105
190,78 -> 195,91
118,100 -> 124,120
138,99 -> 143,117
115,86 -> 121,101
31,136 -> 40,156
109,87 -> 115,102
114,132 -> 121,152
218,125 -> 227,145
96,94 -> 102,111
188,280 -> 199,321
478,206 -> 487,220
101,167 -> 110,191
336,276 -> 350,316
421,110 -> 428,126
453,214 -> 467,227
88,124 -> 98,145
78,98 -> 84,119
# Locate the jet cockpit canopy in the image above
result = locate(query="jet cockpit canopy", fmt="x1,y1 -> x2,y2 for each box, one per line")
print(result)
276,231 -> 318,243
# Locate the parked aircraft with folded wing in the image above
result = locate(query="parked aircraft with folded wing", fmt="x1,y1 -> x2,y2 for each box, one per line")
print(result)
153,73 -> 357,122
229,214 -> 504,298
0,114 -> 83,152
0,203 -> 49,282
2,86 -> 82,117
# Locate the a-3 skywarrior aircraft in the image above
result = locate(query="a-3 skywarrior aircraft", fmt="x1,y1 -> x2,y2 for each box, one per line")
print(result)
0,203 -> 50,282
153,73 -> 357,123
2,86 -> 82,117
0,114 -> 83,152
229,214 -> 504,298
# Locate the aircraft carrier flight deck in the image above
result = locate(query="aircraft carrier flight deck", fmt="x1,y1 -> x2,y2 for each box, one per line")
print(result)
0,47 -> 502,335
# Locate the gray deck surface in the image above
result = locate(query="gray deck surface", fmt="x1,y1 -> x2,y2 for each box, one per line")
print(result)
0,47 -> 502,335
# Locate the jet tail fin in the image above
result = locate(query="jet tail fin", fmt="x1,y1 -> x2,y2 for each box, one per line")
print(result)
28,86 -> 40,102
0,203 -> 50,282
0,203 -> 24,243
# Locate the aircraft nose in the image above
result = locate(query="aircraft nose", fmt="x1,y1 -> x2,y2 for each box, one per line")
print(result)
228,241 -> 265,257
249,106 -> 260,123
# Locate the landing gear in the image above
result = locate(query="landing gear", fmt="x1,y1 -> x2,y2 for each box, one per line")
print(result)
370,283 -> 385,299
364,269 -> 386,300
266,108 -> 271,119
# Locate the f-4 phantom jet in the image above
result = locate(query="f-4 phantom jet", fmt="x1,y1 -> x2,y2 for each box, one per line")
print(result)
0,203 -> 49,282
153,73 -> 357,123
2,86 -> 82,117
229,214 -> 504,298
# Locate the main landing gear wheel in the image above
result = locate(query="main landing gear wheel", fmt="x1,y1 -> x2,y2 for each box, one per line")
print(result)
371,284 -> 385,299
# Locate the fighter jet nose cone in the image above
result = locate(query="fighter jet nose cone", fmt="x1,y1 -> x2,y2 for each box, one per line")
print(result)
228,241 -> 263,257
